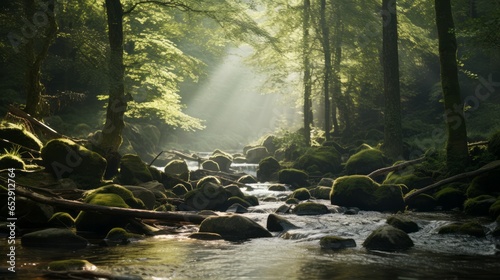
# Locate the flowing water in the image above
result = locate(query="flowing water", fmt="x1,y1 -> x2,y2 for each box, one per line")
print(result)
2,164 -> 500,279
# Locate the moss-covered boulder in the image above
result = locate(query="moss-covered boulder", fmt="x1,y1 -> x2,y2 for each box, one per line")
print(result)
184,182 -> 229,211
345,148 -> 387,175
330,175 -> 378,210
466,170 -> 500,198
48,212 -> 75,228
198,214 -> 272,241
226,196 -> 252,209
268,184 -> 287,192
438,222 -> 485,237
172,184 -> 189,196
224,185 -> 245,199
244,195 -> 259,206
310,186 -> 332,200
83,184 -> 146,209
363,225 -> 414,251
434,186 -> 466,210
464,195 -> 496,216
373,184 -> 406,212
266,213 -> 300,232
123,186 -> 156,210
201,160 -> 220,172
487,131 -> 500,159
406,193 -> 437,212
21,228 -> 88,249
209,153 -> 232,173
104,227 -> 143,244
383,172 -> 433,193
196,175 -> 221,189
41,138 -> 107,189
164,159 -> 189,178
0,154 -> 25,170
278,168 -> 309,189
237,174 -> 258,184
48,259 -> 96,271
291,188 -> 311,201
293,146 -> 342,175
256,156 -> 281,182
320,236 -> 356,250
118,154 -> 153,185
0,124 -> 43,157
386,216 -> 419,233
293,202 -> 330,215
246,146 -> 270,164
489,199 -> 500,219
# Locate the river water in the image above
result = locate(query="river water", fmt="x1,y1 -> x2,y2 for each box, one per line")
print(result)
2,164 -> 500,279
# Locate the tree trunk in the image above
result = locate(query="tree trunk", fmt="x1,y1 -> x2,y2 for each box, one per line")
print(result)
23,0 -> 57,117
303,0 -> 313,146
435,0 -> 469,173
332,0 -> 347,134
382,0 -> 403,160
100,0 -> 127,177
320,0 -> 331,140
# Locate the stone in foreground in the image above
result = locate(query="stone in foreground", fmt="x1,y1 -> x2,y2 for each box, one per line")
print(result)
363,225 -> 414,251
198,214 -> 272,241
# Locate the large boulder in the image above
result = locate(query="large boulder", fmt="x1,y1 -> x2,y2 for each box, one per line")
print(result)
266,213 -> 299,232
434,186 -> 466,210
118,154 -> 153,185
184,182 -> 229,211
293,146 -> 342,176
164,159 -> 189,180
466,170 -> 500,198
345,148 -> 387,175
0,124 -> 43,157
373,184 -> 406,212
83,184 -> 146,209
21,228 -> 88,249
256,156 -> 281,182
209,151 -> 232,172
246,146 -> 270,164
291,188 -> 311,201
464,195 -> 496,216
41,138 -> 107,189
406,193 -> 437,212
438,222 -> 485,238
201,160 -> 220,172
386,215 -> 419,233
123,185 -> 157,210
293,202 -> 330,215
363,225 -> 414,251
278,168 -> 309,189
198,214 -> 272,241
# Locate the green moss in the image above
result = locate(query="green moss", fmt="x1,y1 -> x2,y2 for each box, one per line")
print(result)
386,216 -> 419,233
201,160 -> 220,172
48,259 -> 96,271
309,186 -> 332,200
41,138 -> 107,189
345,148 -> 386,175
293,202 -> 329,215
0,125 -> 43,156
489,199 -> 500,219
438,222 -> 485,237
196,176 -> 222,189
434,187 -> 466,210
118,154 -> 153,185
75,193 -> 131,234
48,212 -> 75,228
466,170 -> 500,198
464,195 -> 496,216
185,182 -> 228,211
330,175 -> 378,210
374,184 -> 406,212
237,175 -> 257,184
293,146 -> 342,175
268,184 -> 287,192
291,188 -> 311,201
256,156 -> 281,182
164,159 -> 189,175
278,168 -> 309,189
286,198 -> 300,204
209,153 -> 232,172
105,227 -> 143,243
0,154 -> 25,170
83,184 -> 145,209
363,225 -> 414,251
406,194 -> 437,212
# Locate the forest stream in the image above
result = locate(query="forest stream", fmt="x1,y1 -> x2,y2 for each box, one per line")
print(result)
2,164 -> 500,280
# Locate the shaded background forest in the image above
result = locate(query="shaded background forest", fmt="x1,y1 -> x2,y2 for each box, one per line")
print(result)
1,0 -> 499,159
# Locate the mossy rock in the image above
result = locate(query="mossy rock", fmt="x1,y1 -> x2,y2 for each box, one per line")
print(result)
266,213 -> 299,232
75,193 -> 132,234
383,173 -> 433,193
244,195 -> 259,206
48,259 -> 96,271
463,195 -> 496,216
209,153 -> 232,172
224,185 -> 245,199
246,146 -> 270,164
293,146 -> 342,175
256,156 -> 281,182
198,214 -> 272,241
487,131 -> 500,158
278,168 -> 309,189
293,202 -> 329,215
268,184 -> 287,192
184,182 -> 229,211
363,225 -> 414,251
291,188 -> 311,201
123,185 -> 156,210
330,175 -> 378,210
201,160 -> 220,172
226,196 -> 252,209
0,125 -> 43,157
309,186 -> 332,200
41,138 -> 107,189
320,236 -> 356,250
48,212 -> 75,228
438,222 -> 485,237
118,154 -> 153,185
386,216 -> 419,233
345,148 -> 387,175
489,199 -> 500,219
434,187 -> 466,210
237,174 -> 258,184
21,228 -> 88,249
373,184 -> 406,212
466,170 -> 500,198
83,184 -> 145,209
286,198 -> 300,205
0,154 -> 25,170
172,184 -> 189,196
406,193 -> 437,212
164,159 -> 189,176
105,227 -> 143,243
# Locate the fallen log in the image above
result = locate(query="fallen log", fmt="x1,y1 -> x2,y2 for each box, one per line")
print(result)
404,160 -> 500,202
8,105 -> 64,139
14,185 -> 207,224
367,156 -> 426,179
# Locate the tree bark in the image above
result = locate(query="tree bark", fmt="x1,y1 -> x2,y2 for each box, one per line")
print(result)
23,0 -> 57,117
382,0 -> 403,160
100,0 -> 128,177
320,0 -> 331,140
332,0 -> 347,134
303,0 -> 313,146
435,0 -> 469,173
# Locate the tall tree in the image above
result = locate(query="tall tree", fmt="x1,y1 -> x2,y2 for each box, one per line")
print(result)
435,0 -> 469,172
319,0 -> 332,140
23,0 -> 57,117
303,0 -> 313,145
381,0 -> 403,159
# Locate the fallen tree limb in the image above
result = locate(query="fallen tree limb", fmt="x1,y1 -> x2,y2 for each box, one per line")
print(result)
14,185 -> 207,224
404,160 -> 500,202
8,105 -> 64,139
368,156 -> 426,179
